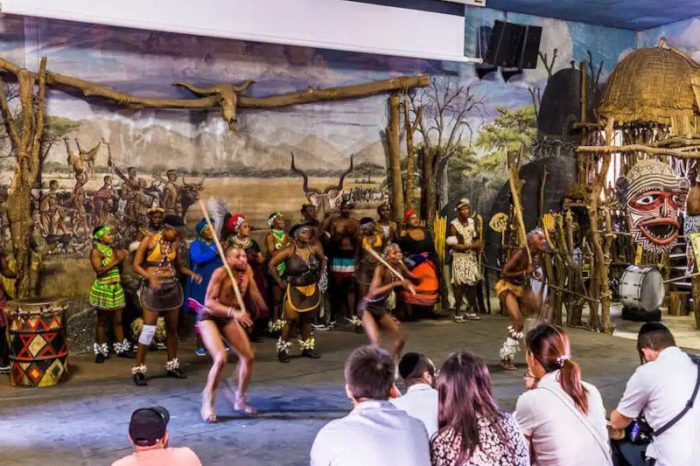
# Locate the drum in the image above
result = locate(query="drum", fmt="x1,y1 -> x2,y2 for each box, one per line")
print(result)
619,266 -> 665,312
8,298 -> 69,387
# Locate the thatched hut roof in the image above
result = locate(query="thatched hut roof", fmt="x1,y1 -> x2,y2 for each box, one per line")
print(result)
598,46 -> 700,133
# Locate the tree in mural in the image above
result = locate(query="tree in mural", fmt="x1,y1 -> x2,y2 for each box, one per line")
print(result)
410,77 -> 483,230
447,144 -> 479,200
354,161 -> 383,183
474,105 -> 537,175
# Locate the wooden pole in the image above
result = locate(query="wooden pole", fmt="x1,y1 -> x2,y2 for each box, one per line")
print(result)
387,94 -> 405,221
197,200 -> 246,314
403,99 -> 422,210
578,144 -> 700,159
663,271 -> 700,283
579,60 -> 587,124
508,166 -> 531,263
693,276 -> 700,329
586,118 -> 615,333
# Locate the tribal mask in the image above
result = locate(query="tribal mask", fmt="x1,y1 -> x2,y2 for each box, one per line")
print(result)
616,160 -> 689,253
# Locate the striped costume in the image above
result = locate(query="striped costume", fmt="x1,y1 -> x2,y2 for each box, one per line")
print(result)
89,243 -> 125,310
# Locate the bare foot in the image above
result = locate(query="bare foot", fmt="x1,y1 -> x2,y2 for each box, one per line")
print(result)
234,392 -> 258,414
201,389 -> 217,423
500,359 -> 518,371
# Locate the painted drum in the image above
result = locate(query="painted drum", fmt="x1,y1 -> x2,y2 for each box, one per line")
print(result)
7,298 -> 69,387
619,266 -> 665,312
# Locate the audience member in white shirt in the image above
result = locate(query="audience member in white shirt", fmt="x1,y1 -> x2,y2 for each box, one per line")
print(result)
515,323 -> 612,466
610,322 -> 700,466
310,345 -> 431,466
391,352 -> 439,438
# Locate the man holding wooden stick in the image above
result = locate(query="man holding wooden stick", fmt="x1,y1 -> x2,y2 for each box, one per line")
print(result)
358,243 -> 419,362
192,200 -> 268,420
495,228 -> 547,371
198,245 -> 268,421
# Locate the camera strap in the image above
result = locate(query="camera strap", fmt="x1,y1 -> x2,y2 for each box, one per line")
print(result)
652,356 -> 700,437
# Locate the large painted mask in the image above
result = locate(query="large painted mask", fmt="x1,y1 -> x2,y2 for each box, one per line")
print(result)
616,160 -> 689,253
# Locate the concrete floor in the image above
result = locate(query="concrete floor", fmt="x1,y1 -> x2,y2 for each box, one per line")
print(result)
0,314 -> 688,466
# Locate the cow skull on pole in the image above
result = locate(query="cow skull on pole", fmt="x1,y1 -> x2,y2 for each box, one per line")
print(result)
290,151 -> 354,222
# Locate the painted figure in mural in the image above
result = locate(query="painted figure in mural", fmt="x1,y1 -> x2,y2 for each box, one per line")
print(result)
324,199 -> 360,325
201,245 -> 267,421
268,223 -> 325,363
185,219 -> 223,357
356,217 -> 384,303
358,243 -> 419,362
494,229 -> 548,371
89,226 -> 134,363
115,166 -> 141,221
160,169 -> 180,215
93,175 -> 116,225
265,211 -> 290,331
685,165 -> 700,270
0,250 -> 16,374
71,172 -> 91,238
40,180 -> 67,236
226,214 -> 269,340
131,215 -> 202,386
398,209 -> 440,317
447,199 -> 482,323
375,202 -> 398,243
615,159 -> 690,253
135,177 -> 157,216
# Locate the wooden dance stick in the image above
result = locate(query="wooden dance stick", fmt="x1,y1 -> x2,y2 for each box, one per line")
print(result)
364,246 -> 416,295
197,200 -> 247,314
663,271 -> 700,284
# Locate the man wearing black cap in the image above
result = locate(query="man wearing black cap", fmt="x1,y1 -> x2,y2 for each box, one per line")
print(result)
390,352 -> 438,437
610,322 -> 700,466
112,406 -> 201,466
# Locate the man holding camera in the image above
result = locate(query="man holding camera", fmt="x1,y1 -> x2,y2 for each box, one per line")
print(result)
610,322 -> 700,466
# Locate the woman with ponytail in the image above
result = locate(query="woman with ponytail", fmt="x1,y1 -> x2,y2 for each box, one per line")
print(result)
515,323 -> 611,465
431,352 -> 528,466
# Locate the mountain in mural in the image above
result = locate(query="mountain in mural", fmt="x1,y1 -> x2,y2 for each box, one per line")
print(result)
44,118 -> 383,175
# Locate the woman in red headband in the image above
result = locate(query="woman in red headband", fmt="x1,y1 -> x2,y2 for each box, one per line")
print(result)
226,214 -> 269,341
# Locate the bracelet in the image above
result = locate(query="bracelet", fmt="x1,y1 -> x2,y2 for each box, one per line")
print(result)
227,307 -> 234,319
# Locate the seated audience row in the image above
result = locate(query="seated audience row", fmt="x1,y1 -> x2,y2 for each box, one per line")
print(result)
112,322 -> 699,466
312,322 -> 699,466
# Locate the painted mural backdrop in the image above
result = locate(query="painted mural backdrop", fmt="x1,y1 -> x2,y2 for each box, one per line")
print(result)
0,10 -> 635,257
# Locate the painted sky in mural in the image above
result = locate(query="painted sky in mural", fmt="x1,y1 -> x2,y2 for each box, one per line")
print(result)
638,16 -> 700,58
0,11 -> 645,252
0,11 -> 637,173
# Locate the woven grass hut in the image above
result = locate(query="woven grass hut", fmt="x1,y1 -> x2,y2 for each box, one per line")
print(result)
597,45 -> 700,136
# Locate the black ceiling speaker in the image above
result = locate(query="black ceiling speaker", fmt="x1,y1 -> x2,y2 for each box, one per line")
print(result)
475,64 -> 498,79
482,20 -> 543,70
